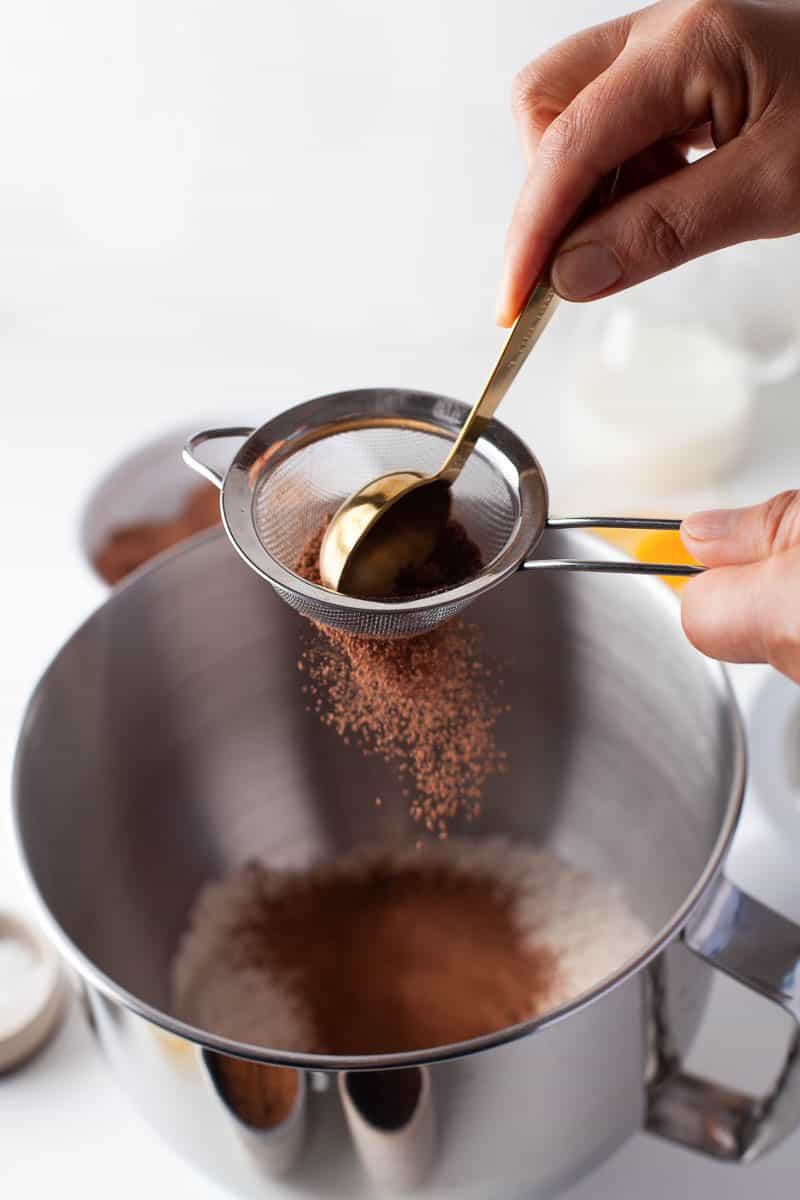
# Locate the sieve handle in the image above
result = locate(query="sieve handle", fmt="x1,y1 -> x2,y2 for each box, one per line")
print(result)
182,427 -> 254,489
522,517 -> 704,577
646,876 -> 800,1161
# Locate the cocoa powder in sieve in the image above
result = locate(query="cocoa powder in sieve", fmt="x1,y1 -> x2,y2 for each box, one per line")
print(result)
295,519 -> 507,836
293,516 -> 482,596
93,482 -> 221,585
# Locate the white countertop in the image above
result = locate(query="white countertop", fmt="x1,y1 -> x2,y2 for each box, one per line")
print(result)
3,3 -> 800,1196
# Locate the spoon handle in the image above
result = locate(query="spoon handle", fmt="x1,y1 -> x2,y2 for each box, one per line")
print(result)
440,167 -> 622,484
439,276 -> 559,482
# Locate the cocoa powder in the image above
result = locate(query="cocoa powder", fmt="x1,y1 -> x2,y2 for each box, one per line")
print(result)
295,519 -> 507,835
172,839 -> 653,1062
93,482 -> 221,585
293,517 -> 482,596
175,852 -> 559,1057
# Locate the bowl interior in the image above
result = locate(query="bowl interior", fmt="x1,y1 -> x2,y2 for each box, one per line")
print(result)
14,529 -> 741,1055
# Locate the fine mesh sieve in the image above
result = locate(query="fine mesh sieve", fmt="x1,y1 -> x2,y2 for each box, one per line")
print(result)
184,388 -> 700,638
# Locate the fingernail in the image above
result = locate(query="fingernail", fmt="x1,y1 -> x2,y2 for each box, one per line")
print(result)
494,270 -> 513,327
681,509 -> 740,541
551,243 -> 622,300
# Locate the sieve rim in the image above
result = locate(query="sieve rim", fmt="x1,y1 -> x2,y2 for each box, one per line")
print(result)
218,388 -> 549,619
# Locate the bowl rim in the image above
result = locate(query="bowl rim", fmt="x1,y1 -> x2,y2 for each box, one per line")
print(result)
12,526 -> 747,1071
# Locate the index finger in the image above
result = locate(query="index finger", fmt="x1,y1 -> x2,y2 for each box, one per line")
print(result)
498,47 -> 697,325
512,16 -> 632,167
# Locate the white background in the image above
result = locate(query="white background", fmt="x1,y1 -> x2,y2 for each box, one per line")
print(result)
2,2 -> 800,1197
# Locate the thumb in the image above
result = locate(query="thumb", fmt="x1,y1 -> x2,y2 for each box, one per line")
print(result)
550,133 -> 777,302
681,547 -> 800,682
680,491 -> 800,567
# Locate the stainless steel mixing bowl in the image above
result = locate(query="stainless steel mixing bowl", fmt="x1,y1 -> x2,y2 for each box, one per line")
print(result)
13,528 -> 800,1199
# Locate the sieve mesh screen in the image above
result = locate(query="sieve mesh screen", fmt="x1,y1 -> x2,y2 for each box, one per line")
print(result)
268,579 -> 474,637
251,425 -> 517,575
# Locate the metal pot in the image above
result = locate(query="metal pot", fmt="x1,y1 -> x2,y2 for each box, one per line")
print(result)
13,529 -> 800,1198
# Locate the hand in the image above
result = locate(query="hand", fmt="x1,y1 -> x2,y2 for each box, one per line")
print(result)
498,0 -> 800,325
681,492 -> 800,683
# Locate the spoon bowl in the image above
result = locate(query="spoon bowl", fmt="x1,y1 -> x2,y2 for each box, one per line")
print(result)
319,473 -> 451,597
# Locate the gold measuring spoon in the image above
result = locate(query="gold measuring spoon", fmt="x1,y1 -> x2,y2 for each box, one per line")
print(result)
320,175 -> 620,598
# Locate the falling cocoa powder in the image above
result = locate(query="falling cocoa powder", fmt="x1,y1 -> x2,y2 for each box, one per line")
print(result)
93,482 -> 221,585
295,518 -> 506,835
209,1056 -> 300,1129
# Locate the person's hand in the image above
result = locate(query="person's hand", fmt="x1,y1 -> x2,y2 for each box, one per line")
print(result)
498,0 -> 800,325
680,492 -> 800,682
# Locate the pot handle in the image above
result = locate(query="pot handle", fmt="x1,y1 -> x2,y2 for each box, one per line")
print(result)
647,876 -> 800,1161
521,517 -> 703,578
182,427 -> 254,489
